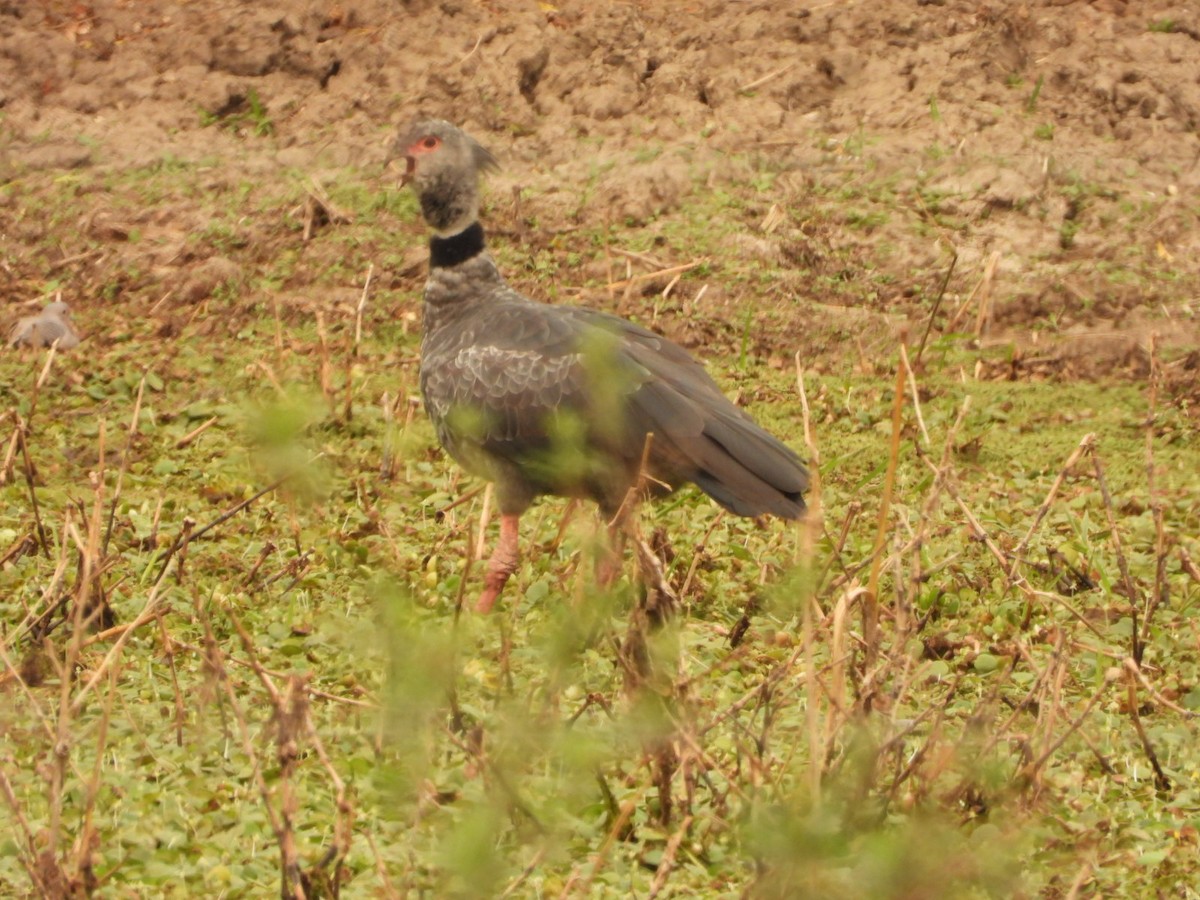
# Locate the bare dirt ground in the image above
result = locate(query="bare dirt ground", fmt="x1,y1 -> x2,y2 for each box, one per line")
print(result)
2,0 -> 1199,392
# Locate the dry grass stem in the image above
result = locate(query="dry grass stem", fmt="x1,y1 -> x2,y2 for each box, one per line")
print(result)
946,250 -> 999,333
1017,673 -> 1113,786
611,246 -> 667,269
474,482 -> 494,563
1122,662 -> 1171,791
1,425 -> 19,485
739,60 -> 798,92
1008,433 -> 1096,569
499,847 -> 550,899
801,571 -> 825,807
605,258 -> 708,291
677,510 -> 725,600
16,420 -> 50,556
915,246 -> 958,363
1090,446 -> 1142,647
103,375 -> 146,556
1143,335 -> 1169,649
646,813 -> 695,899
173,414 -> 217,449
354,262 -> 374,355
898,343 -> 930,446
864,347 -> 907,672
563,800 -> 636,898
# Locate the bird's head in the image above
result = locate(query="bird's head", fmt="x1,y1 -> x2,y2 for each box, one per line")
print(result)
391,119 -> 498,192
44,301 -> 71,318
391,120 -> 498,236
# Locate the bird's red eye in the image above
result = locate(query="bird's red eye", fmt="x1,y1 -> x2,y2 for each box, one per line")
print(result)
422,136 -> 439,149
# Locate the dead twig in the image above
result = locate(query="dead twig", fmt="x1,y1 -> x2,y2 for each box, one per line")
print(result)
646,813 -> 694,899
677,511 -> 725,601
456,31 -> 484,66
898,343 -> 929,446
946,251 -> 999,334
739,60 -> 798,93
199,608 -> 295,897
1090,445 -> 1143,658
499,847 -> 550,899
610,246 -> 667,269
225,609 -> 318,897
1007,433 -> 1096,574
0,760 -> 45,891
353,263 -> 374,357
1122,659 -> 1171,791
914,246 -> 957,365
362,831 -> 401,899
173,415 -> 217,450
562,801 -> 636,898
864,342 -> 907,677
1143,335 -> 1169,661
1015,669 -> 1115,787
47,247 -> 104,272
605,258 -> 708,291
1181,547 -> 1200,585
795,355 -> 826,799
103,376 -> 147,556
15,420 -> 50,557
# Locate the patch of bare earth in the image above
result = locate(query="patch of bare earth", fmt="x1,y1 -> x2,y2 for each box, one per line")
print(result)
1,0 -> 1198,406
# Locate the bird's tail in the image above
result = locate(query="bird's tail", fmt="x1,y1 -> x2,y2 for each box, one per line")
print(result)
689,405 -> 808,519
630,378 -> 808,520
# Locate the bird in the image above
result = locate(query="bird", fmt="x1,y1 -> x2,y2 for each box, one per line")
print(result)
395,119 -> 808,612
8,300 -> 81,350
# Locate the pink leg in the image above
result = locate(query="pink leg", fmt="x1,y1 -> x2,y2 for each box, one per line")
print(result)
476,514 -> 521,612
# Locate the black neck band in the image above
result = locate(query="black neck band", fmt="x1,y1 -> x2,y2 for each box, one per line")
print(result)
430,222 -> 485,269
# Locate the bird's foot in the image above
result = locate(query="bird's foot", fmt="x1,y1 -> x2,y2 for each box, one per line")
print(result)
474,513 -> 521,613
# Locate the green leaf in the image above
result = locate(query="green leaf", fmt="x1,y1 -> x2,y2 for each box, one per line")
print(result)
973,653 -> 1000,674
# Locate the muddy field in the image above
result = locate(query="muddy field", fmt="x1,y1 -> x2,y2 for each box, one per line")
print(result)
2,0 -> 1198,386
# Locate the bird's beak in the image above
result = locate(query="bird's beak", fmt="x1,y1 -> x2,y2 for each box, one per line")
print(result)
398,155 -> 416,187
384,137 -> 417,188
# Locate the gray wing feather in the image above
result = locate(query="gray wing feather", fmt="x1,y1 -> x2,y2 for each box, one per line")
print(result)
580,309 -> 809,517
422,286 -> 807,519
422,302 -> 607,450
